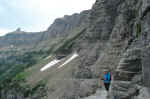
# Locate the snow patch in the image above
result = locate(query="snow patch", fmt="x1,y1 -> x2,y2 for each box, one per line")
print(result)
40,59 -> 61,72
41,52 -> 79,71
58,53 -> 79,68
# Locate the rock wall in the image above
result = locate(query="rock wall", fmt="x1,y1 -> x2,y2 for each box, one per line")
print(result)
71,0 -> 150,98
45,10 -> 90,38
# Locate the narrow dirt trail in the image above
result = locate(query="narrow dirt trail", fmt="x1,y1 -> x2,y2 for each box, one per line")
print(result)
81,89 -> 108,99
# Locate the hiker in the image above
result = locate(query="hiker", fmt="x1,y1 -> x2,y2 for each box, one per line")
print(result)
104,69 -> 111,96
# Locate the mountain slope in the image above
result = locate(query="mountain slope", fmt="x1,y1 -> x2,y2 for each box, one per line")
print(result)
0,28 -> 43,49
0,8 -> 90,99
1,0 -> 150,99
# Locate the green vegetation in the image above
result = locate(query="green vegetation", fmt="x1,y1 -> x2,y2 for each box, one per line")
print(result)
31,80 -> 46,94
0,78 -> 47,98
14,71 -> 30,82
0,50 -> 48,82
0,48 -> 51,98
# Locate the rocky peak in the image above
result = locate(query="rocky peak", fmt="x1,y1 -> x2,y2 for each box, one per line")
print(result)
12,28 -> 25,34
44,10 -> 90,38
15,28 -> 21,32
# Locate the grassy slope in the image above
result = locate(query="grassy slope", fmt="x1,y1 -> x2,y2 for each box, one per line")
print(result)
24,53 -> 80,98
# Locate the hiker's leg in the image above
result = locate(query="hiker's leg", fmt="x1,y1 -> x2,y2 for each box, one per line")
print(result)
104,83 -> 109,96
106,83 -> 110,91
106,83 -> 111,96
104,83 -> 108,91
107,83 -> 111,91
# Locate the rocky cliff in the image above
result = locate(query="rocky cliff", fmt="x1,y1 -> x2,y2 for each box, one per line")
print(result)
74,0 -> 150,99
56,0 -> 150,98
44,10 -> 90,38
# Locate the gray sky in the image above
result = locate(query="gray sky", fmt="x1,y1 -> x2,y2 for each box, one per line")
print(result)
0,0 -> 95,36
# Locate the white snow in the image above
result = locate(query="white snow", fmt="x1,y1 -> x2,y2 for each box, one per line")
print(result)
58,52 -> 79,68
40,59 -> 61,72
40,52 -> 79,71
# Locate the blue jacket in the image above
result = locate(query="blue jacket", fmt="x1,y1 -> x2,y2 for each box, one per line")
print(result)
104,72 -> 111,83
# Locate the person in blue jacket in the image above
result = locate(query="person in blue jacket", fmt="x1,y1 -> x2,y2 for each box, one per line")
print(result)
104,69 -> 111,96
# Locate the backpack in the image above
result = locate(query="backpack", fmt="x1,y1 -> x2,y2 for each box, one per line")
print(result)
104,72 -> 111,83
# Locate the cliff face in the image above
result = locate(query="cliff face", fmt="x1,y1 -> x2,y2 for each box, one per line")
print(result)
54,0 -> 149,98
44,10 -> 90,38
73,0 -> 150,98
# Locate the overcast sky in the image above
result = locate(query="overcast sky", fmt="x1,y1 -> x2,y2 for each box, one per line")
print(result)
0,0 -> 96,36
